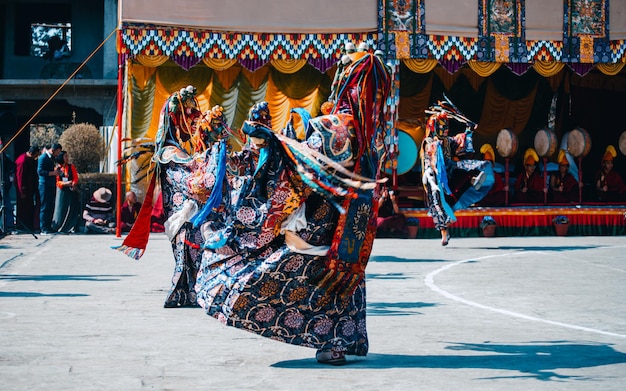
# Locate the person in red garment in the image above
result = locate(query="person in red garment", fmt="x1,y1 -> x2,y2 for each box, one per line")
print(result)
514,148 -> 546,204
376,185 -> 407,237
549,150 -> 579,204
476,144 -> 507,206
595,145 -> 626,202
14,146 -> 41,231
120,190 -> 142,232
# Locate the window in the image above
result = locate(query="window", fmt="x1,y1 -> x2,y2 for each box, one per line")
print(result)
14,3 -> 71,57
31,23 -> 72,59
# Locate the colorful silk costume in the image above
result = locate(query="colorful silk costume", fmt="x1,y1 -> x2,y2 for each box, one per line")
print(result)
194,52 -> 390,357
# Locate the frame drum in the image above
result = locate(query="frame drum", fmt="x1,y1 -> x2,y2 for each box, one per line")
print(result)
534,128 -> 558,157
567,127 -> 592,158
384,129 -> 421,175
619,131 -> 626,156
496,128 -> 518,158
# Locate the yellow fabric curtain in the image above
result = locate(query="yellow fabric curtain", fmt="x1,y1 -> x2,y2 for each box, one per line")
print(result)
398,73 -> 433,121
214,65 -> 242,91
202,58 -> 238,70
242,66 -> 270,90
460,67 -> 486,91
403,58 -> 438,74
270,59 -> 308,74
266,73 -> 321,136
129,72 -> 156,139
135,54 -> 170,67
467,61 -> 501,77
478,79 -> 538,136
597,62 -> 625,76
533,61 -> 565,77
434,66 -> 459,90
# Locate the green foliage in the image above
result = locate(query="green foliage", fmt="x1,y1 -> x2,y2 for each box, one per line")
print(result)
58,123 -> 105,173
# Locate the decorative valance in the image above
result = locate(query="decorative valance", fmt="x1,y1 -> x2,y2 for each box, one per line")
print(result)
119,25 -> 377,72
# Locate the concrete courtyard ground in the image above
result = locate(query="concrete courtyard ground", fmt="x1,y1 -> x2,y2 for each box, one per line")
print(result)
1,232 -> 625,390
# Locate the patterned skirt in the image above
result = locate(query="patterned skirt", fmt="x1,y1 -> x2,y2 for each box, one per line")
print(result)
195,193 -> 369,356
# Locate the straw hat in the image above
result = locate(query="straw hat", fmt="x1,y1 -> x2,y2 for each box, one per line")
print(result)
93,187 -> 112,203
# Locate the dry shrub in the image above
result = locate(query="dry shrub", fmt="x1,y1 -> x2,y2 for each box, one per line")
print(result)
29,124 -> 64,148
59,123 -> 105,173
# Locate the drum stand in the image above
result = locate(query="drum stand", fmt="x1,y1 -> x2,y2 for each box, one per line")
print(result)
578,157 -> 583,204
504,158 -> 510,206
543,157 -> 548,205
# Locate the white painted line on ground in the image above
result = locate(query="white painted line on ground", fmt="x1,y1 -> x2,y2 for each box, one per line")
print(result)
425,252 -> 626,339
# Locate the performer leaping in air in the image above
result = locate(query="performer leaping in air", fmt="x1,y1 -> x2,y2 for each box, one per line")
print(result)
420,97 -> 494,245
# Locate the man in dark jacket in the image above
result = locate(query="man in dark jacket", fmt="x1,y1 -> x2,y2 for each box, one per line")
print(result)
37,143 -> 62,234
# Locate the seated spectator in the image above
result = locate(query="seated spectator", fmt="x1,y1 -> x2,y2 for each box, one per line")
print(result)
549,150 -> 579,204
476,144 -> 507,206
514,148 -> 546,204
595,145 -> 626,202
376,186 -> 407,238
120,190 -> 142,232
83,187 -> 115,234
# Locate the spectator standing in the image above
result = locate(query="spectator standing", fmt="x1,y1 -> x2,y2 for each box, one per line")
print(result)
14,146 -> 41,231
37,143 -> 62,234
51,151 -> 80,233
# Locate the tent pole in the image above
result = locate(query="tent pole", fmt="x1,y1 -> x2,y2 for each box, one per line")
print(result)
115,29 -> 123,237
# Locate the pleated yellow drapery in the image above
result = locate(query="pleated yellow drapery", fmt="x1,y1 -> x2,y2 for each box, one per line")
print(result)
478,79 -> 538,136
398,74 -> 433,121
403,58 -> 438,74
467,61 -> 501,77
266,73 -> 321,139
533,61 -> 565,77
136,54 -> 170,68
202,58 -> 238,71
270,59 -> 308,74
596,62 -> 625,76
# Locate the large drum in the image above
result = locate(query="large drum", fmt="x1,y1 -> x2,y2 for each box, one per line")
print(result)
534,127 -> 558,157
496,128 -> 518,158
619,131 -> 626,156
383,127 -> 422,175
567,127 -> 592,158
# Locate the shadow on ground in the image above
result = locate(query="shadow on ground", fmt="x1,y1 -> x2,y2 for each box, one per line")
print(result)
367,301 -> 436,316
273,341 -> 626,381
0,274 -> 133,282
